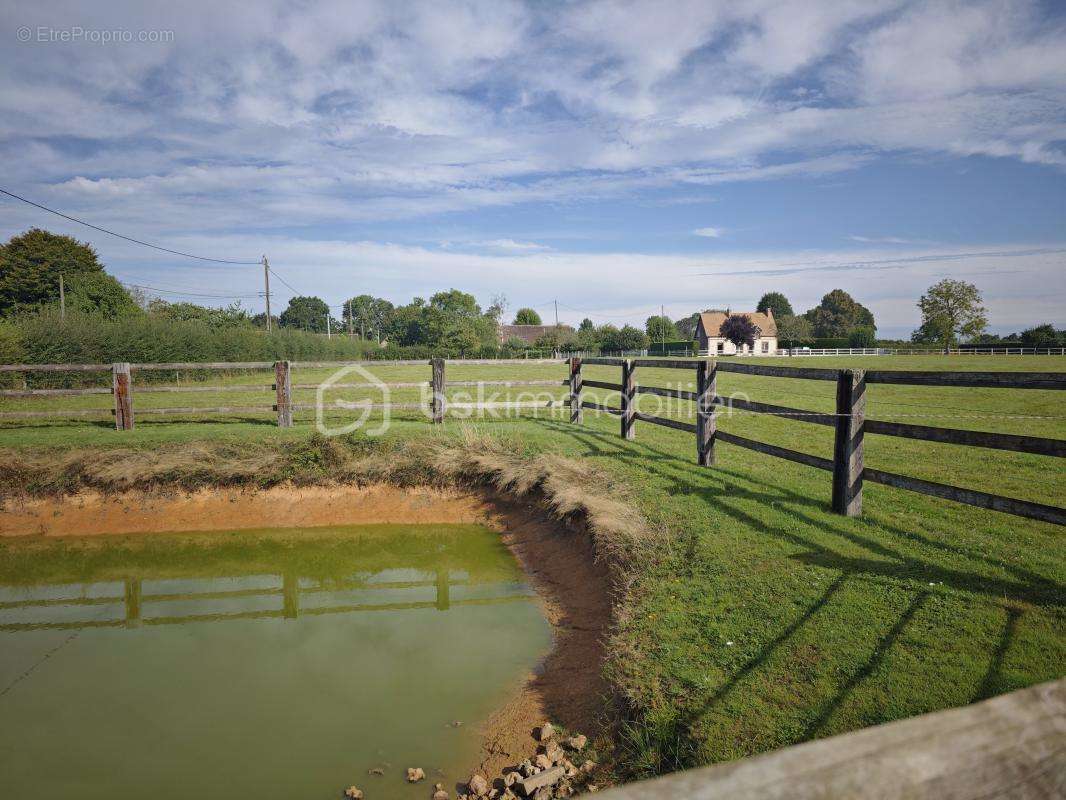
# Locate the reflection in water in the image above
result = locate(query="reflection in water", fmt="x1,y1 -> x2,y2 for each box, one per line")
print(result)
0,524 -> 552,800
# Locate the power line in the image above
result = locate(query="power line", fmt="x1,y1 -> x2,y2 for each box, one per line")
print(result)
126,283 -> 262,300
268,267 -> 302,296
0,187 -> 261,265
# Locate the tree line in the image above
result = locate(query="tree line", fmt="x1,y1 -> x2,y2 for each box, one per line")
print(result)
1,228 -> 1059,358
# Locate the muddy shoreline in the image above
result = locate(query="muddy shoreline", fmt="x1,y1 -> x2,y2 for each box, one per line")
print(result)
0,483 -> 611,783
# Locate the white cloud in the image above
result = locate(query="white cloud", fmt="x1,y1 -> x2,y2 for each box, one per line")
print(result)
850,235 -> 924,244
0,0 -> 1064,336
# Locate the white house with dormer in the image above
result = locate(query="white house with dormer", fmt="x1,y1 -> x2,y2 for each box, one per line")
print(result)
693,309 -> 778,355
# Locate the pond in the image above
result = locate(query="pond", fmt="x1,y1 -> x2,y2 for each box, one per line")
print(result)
0,524 -> 553,799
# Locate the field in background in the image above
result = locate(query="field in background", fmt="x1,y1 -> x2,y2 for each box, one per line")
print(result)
1,354 -> 1063,773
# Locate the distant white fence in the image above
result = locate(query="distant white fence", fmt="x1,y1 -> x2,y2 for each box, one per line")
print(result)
775,347 -> 1066,357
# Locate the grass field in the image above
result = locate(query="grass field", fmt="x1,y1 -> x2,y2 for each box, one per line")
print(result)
1,354 -> 1063,776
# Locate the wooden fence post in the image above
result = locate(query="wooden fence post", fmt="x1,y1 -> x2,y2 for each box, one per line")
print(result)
431,358 -> 446,424
621,359 -> 636,440
569,356 -> 583,423
696,360 -> 717,465
112,362 -> 133,430
274,360 -> 293,427
832,368 -> 865,516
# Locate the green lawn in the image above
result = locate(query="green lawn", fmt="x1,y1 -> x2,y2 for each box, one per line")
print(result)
1,354 -> 1063,776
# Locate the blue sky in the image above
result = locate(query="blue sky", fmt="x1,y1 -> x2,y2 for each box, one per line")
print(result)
1,0 -> 1064,337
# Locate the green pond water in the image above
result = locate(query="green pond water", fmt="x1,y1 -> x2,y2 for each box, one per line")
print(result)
0,524 -> 553,799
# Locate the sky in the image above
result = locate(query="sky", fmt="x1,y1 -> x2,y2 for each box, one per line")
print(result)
1,0 -> 1064,338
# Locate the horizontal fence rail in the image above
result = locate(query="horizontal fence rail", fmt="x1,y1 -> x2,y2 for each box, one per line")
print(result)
568,357 -> 1065,526
1,357 -> 1063,526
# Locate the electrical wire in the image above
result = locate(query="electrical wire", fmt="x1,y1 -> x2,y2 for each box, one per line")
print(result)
268,267 -> 302,296
125,283 -> 262,300
0,187 -> 261,265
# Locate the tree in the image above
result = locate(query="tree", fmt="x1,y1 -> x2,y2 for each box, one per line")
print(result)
645,315 -> 678,342
575,318 -> 599,350
251,312 -> 279,329
63,272 -> 141,319
343,295 -> 394,340
914,279 -> 987,347
428,289 -> 497,349
675,312 -> 703,340
1020,324 -> 1063,348
719,315 -> 759,349
149,300 -> 250,329
805,289 -> 876,338
848,326 -> 877,347
279,296 -> 333,332
0,228 -> 136,317
775,314 -> 813,344
485,293 -> 508,323
757,292 -> 794,318
599,324 -> 648,352
513,308 -> 542,325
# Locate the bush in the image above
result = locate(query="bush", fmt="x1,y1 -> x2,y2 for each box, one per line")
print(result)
6,309 -> 379,369
648,340 -> 696,355
847,327 -> 877,347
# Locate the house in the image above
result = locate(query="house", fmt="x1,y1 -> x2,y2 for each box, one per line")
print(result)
694,309 -> 778,355
498,324 -> 575,345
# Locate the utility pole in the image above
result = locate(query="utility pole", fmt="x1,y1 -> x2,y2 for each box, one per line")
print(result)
326,313 -> 331,340
262,256 -> 272,332
59,274 -> 65,321
554,299 -> 559,328
661,304 -> 666,348
347,299 -> 353,337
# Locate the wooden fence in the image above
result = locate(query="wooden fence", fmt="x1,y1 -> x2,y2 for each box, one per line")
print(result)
0,358 -> 569,428
1,357 -> 1063,526
570,357 -> 1066,526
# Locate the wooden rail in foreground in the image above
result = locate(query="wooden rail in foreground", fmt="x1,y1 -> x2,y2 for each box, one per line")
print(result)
573,357 -> 1065,525
598,677 -> 1066,800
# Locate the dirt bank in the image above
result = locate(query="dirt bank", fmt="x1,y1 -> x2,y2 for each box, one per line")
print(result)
0,482 -> 611,780
0,484 -> 495,537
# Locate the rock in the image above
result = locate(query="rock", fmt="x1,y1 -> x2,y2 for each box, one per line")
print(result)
504,771 -> 521,787
408,767 -> 426,783
534,754 -> 554,770
519,760 -> 535,778
516,765 -> 565,797
565,735 -> 587,751
468,773 -> 489,797
533,789 -> 552,800
433,790 -> 449,800
535,723 -> 554,742
562,761 -> 578,779
368,767 -> 385,776
581,760 -> 596,774
344,787 -> 364,800
541,742 -> 567,768
556,779 -> 574,798
587,785 -> 598,793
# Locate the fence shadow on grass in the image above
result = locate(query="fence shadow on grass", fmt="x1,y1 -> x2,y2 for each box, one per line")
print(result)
532,418 -> 1063,606
529,416 -> 1056,759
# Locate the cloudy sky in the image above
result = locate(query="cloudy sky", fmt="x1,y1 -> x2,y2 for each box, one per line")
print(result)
1,0 -> 1064,336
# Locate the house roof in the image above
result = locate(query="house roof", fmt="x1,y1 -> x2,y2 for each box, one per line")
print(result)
498,324 -> 574,344
697,310 -> 777,338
